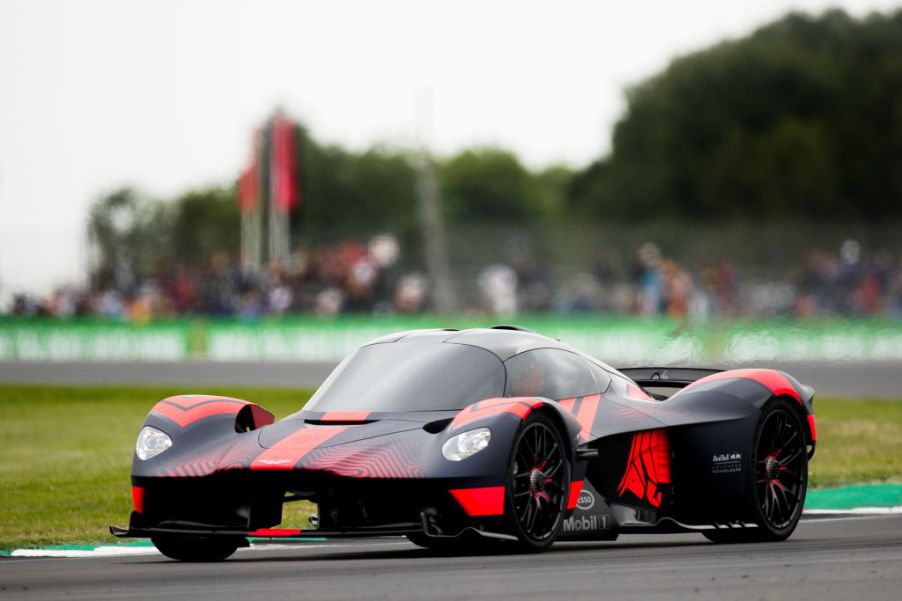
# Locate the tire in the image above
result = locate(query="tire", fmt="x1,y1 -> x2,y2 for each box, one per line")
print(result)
151,535 -> 242,561
704,398 -> 808,544
504,412 -> 571,552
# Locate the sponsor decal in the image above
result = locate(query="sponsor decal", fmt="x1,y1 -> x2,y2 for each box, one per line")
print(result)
258,459 -> 292,465
563,514 -> 611,532
712,452 -> 742,474
576,489 -> 595,511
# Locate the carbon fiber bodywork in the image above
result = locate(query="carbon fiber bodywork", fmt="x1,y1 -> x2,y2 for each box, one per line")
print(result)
113,328 -> 816,548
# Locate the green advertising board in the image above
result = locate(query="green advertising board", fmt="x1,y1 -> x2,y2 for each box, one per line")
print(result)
2,316 -> 901,364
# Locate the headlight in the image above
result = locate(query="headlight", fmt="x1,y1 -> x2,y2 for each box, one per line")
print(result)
442,428 -> 491,461
136,426 -> 172,460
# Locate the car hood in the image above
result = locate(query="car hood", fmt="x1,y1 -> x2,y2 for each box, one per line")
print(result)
257,410 -> 455,449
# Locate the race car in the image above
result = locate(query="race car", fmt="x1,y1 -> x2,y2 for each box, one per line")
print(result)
111,326 -> 816,560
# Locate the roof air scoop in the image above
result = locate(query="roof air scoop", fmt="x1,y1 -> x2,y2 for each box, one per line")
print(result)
490,325 -> 536,333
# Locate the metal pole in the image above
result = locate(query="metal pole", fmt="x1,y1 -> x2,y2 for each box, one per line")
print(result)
416,151 -> 459,314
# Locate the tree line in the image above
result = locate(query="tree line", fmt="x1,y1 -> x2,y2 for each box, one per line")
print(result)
89,8 -> 902,279
571,9 -> 902,221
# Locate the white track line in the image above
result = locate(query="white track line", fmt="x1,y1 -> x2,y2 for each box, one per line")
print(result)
11,546 -> 160,558
8,539 -> 409,559
8,511 -> 901,559
804,506 -> 902,515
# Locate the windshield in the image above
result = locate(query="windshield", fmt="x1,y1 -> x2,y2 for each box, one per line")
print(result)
304,342 -> 506,412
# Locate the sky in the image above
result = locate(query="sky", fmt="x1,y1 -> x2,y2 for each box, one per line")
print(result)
0,0 -> 899,298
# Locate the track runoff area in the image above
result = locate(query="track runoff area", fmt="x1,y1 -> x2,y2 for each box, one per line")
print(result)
2,361 -> 900,599
0,515 -> 900,601
3,491 -> 899,559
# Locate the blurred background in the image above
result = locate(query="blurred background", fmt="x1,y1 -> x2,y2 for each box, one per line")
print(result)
3,0 -> 902,366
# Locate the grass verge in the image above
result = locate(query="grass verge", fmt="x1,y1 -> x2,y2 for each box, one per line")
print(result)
1,385 -> 900,549
807,396 -> 902,487
0,384 -> 315,550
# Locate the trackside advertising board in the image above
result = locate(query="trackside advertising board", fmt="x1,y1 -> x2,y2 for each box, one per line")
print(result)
2,317 -> 902,363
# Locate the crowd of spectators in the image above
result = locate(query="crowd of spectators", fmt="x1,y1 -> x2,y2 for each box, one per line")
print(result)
6,234 -> 428,321
792,240 -> 902,317
6,236 -> 902,321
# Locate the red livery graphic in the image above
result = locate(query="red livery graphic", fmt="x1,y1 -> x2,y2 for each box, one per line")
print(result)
617,430 -> 671,508
450,397 -> 543,429
449,486 -> 506,517
251,426 -> 347,470
687,369 -> 801,403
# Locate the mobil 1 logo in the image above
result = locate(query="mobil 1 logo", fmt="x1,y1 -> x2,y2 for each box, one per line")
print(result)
560,482 -> 614,540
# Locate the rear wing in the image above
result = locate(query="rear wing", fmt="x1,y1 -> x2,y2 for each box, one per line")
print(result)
617,367 -> 722,390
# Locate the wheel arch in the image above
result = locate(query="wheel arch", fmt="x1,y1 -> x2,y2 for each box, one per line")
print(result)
530,402 -> 581,461
143,395 -> 275,437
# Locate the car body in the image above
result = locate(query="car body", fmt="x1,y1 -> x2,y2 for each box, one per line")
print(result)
112,326 -> 816,560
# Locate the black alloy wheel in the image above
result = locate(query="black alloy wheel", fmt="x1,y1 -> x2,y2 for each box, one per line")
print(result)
705,398 -> 808,543
506,413 -> 570,551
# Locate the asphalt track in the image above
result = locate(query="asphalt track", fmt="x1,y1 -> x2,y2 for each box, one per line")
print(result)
1,516 -> 900,600
0,359 -> 900,398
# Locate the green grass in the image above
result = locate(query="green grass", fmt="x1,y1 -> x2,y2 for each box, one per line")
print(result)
808,397 -> 902,488
1,385 -> 901,550
0,384 -> 315,550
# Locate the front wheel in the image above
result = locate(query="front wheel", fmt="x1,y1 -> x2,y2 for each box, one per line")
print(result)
151,536 -> 243,561
505,413 -> 570,552
704,398 -> 808,544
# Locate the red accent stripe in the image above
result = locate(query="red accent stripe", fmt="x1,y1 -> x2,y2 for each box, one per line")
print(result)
627,384 -> 652,401
807,414 -> 817,442
687,369 -> 801,403
566,480 -> 584,510
132,486 -> 144,513
161,395 -> 243,409
152,400 -> 248,427
573,394 -> 601,438
450,398 -> 542,429
476,397 -> 525,409
558,397 -> 577,412
320,411 -> 371,422
617,430 -> 671,508
248,528 -> 303,537
449,486 -> 506,516
251,426 -> 347,470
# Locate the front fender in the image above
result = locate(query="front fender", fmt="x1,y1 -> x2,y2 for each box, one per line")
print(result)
132,395 -> 274,478
445,397 -> 587,484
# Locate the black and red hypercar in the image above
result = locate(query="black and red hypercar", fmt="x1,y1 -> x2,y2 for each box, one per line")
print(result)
112,326 -> 816,560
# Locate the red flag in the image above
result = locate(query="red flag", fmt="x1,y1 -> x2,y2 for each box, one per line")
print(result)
238,130 -> 261,214
271,117 -> 298,214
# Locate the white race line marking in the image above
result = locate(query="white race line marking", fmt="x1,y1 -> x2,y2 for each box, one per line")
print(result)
804,506 -> 902,516
245,541 -> 408,551
8,540 -> 411,559
7,512 -> 900,559
11,547 -> 160,558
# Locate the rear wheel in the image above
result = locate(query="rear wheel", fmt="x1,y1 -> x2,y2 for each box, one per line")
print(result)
505,413 -> 570,552
704,399 -> 808,544
151,536 -> 242,561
